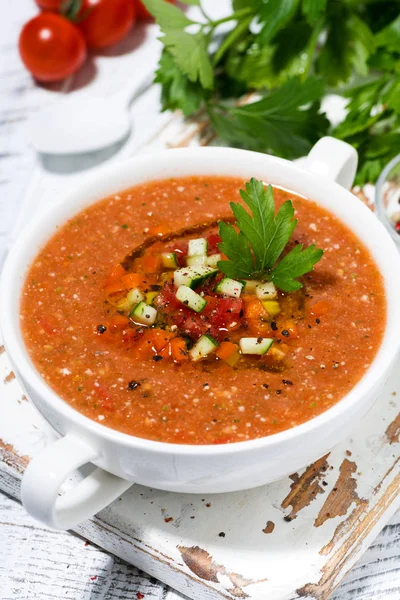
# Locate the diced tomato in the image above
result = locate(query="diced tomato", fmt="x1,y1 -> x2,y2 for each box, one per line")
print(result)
182,314 -> 207,339
214,297 -> 243,329
207,233 -> 221,254
202,295 -> 218,317
154,283 -> 181,311
170,241 -> 188,266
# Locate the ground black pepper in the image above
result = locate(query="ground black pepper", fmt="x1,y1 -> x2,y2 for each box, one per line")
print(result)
127,380 -> 140,390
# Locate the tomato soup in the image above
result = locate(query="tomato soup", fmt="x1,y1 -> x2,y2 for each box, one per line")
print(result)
21,176 -> 386,444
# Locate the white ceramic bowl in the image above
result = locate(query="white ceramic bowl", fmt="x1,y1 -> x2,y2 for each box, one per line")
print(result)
1,137 -> 400,530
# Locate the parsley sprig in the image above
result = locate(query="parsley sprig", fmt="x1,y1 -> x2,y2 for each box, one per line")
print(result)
218,179 -> 323,292
143,0 -> 400,184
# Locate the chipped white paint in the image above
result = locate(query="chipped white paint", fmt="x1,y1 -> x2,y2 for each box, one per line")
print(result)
1,1 -> 400,599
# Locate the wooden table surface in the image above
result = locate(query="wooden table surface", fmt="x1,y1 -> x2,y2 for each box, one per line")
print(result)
1,2 -> 400,599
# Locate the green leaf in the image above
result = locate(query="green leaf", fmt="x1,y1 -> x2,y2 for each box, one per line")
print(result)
218,178 -> 323,289
232,0 -> 257,9
334,78 -> 387,139
217,222 -> 255,279
237,76 -> 324,115
271,19 -> 323,80
155,50 -> 207,116
232,181 -> 296,271
163,30 -> 214,89
271,244 -> 323,292
317,4 -> 375,84
214,77 -> 329,159
141,0 -> 194,29
375,14 -> 400,52
213,16 -> 253,65
382,78 -> 400,114
257,0 -> 300,44
354,132 -> 400,186
301,0 -> 327,24
178,0 -> 201,5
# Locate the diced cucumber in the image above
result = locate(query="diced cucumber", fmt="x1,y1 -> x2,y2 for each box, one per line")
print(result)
206,254 -> 221,268
187,254 -> 207,267
256,281 -> 278,300
189,334 -> 218,362
188,238 -> 207,257
239,337 -> 273,355
214,277 -> 244,298
174,266 -> 218,289
262,300 -> 281,317
161,252 -> 178,269
242,279 -> 262,293
116,288 -> 144,311
176,285 -> 207,313
129,301 -> 157,326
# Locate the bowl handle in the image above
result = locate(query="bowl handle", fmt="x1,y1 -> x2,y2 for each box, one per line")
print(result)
21,433 -> 132,530
303,136 -> 358,190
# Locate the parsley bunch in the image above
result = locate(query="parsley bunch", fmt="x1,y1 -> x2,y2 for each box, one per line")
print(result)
218,178 -> 323,291
143,0 -> 400,185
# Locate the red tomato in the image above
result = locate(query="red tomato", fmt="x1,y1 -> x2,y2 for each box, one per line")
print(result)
213,297 -> 244,330
78,0 -> 135,49
154,283 -> 181,311
19,14 -> 86,82
206,233 -> 221,254
35,0 -> 63,9
133,0 -> 174,20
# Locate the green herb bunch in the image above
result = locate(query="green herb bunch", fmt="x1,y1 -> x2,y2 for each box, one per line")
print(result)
143,0 -> 400,185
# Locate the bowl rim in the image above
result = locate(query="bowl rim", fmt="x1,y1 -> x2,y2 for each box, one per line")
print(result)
1,146 -> 400,457
375,152 -> 400,246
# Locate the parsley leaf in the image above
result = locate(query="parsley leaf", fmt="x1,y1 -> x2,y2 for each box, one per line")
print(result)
256,0 -> 300,44
163,30 -> 214,90
145,0 -> 400,185
218,178 -> 323,290
271,244 -> 324,292
209,77 -> 329,159
301,0 -> 327,24
155,50 -> 207,116
141,0 -> 193,29
217,222 -> 254,279
142,0 -> 214,89
233,179 -> 296,272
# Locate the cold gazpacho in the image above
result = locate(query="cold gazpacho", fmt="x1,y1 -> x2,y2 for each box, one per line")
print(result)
21,176 -> 386,444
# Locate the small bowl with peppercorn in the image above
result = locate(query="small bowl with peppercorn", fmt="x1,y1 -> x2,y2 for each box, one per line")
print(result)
375,154 -> 400,248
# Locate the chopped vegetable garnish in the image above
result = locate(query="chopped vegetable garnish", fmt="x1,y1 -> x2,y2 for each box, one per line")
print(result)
239,337 -> 274,355
218,178 -> 323,291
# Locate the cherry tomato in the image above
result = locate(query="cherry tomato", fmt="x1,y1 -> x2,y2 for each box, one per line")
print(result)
133,0 -> 174,21
19,14 -> 87,82
35,0 -> 63,9
78,0 -> 135,50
